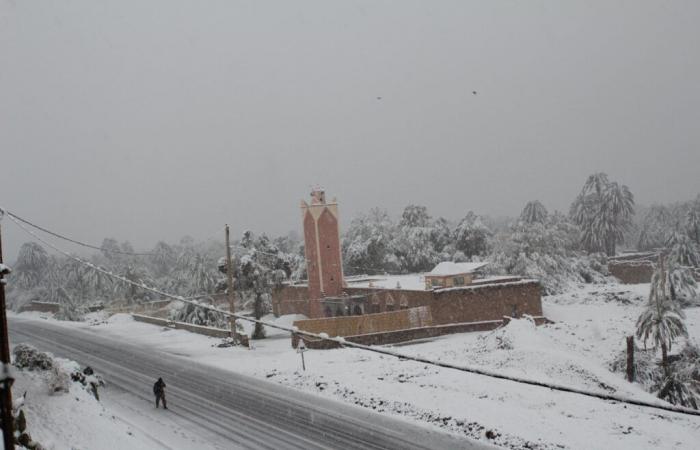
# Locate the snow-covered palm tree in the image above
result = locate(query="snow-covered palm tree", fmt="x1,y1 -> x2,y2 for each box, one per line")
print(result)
234,232 -> 288,339
636,258 -> 689,375
637,205 -> 671,251
686,200 -> 700,245
597,182 -> 634,256
570,173 -> 634,256
184,253 -> 216,296
114,265 -> 152,303
666,230 -> 700,268
64,259 -> 101,301
519,201 -> 548,225
150,241 -> 176,277
13,242 -> 49,289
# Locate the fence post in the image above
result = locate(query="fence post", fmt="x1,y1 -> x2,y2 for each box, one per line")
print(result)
626,336 -> 635,382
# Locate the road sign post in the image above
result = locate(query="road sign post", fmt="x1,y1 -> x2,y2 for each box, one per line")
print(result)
297,339 -> 307,371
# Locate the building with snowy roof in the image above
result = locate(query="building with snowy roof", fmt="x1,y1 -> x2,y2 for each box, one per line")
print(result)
424,261 -> 488,289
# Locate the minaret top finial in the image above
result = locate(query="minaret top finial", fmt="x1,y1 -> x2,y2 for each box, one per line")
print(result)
310,187 -> 326,205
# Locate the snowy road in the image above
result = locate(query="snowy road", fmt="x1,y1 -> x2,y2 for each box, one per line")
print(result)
9,317 -> 486,450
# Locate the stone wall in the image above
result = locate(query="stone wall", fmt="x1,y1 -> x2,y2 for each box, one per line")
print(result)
273,279 -> 542,326
608,261 -> 655,284
294,315 -> 551,349
293,306 -> 432,337
429,281 -> 542,324
107,299 -> 174,317
272,285 -> 310,316
131,314 -> 249,345
17,302 -> 60,314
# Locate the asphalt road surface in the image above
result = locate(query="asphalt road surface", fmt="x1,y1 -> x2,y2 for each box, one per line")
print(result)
9,317 -> 493,450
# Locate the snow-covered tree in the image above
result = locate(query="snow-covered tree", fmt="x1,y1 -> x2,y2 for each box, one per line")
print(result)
399,205 -> 431,228
570,173 -> 634,256
596,181 -> 635,256
64,258 -> 112,301
227,231 -> 288,339
13,242 -> 49,289
667,230 -> 700,268
342,208 -> 396,274
636,258 -> 689,375
54,286 -> 86,321
431,217 -> 452,254
519,200 -> 548,225
488,212 -> 601,294
113,265 -> 152,303
452,212 -> 492,257
391,226 -> 438,273
150,241 -> 176,277
686,197 -> 700,246
100,238 -> 122,263
389,205 -> 440,273
177,253 -> 216,296
637,205 -> 672,251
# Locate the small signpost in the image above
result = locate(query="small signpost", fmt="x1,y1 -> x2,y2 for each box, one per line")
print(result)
297,339 -> 307,371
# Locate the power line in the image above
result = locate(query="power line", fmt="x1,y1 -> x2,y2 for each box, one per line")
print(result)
2,208 -> 155,256
6,211 -> 700,418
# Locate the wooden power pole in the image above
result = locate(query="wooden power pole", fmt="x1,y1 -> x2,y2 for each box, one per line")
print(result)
225,225 -> 236,342
0,219 -> 16,449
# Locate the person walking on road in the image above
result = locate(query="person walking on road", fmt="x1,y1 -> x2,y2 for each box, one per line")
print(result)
153,377 -> 167,409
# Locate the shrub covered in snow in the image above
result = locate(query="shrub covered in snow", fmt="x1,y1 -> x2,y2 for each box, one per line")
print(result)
476,316 -> 541,352
170,300 -> 228,328
71,366 -> 105,401
13,344 -> 53,371
610,342 -> 700,409
47,366 -> 71,395
609,348 -> 663,388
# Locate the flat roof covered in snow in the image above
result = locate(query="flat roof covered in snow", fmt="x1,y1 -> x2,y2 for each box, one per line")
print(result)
344,273 -> 525,291
428,261 -> 489,276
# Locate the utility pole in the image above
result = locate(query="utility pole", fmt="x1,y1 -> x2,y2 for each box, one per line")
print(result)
0,217 -> 16,450
225,225 -> 236,343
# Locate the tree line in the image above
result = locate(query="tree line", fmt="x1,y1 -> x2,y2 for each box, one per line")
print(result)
6,172 -> 700,320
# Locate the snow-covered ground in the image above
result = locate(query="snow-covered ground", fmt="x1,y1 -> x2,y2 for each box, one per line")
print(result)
10,280 -> 700,450
11,345 -> 234,449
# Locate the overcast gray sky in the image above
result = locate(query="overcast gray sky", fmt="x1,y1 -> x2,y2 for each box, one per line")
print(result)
1,1 -> 699,260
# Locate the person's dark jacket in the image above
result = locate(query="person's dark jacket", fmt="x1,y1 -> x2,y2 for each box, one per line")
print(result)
153,378 -> 166,396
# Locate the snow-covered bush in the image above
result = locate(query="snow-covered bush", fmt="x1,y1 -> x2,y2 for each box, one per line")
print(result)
54,287 -> 86,322
71,366 -> 105,401
476,316 -> 541,352
47,366 -> 71,395
13,344 -> 53,371
609,348 -> 662,388
170,301 -> 228,328
611,342 -> 700,409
